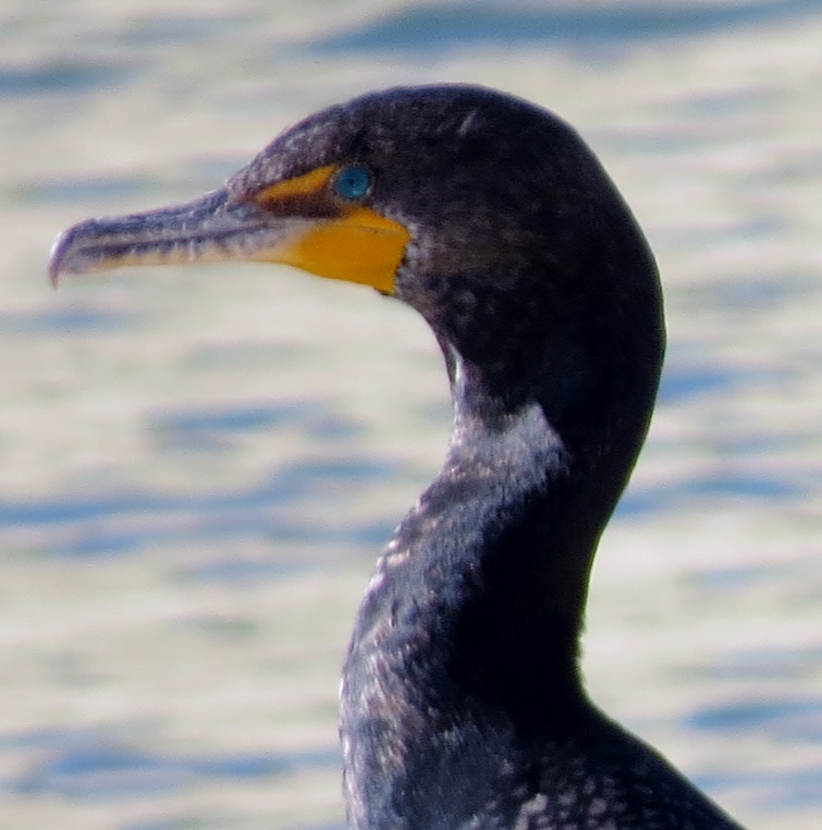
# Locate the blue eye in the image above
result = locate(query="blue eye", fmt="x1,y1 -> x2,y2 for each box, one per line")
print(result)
333,165 -> 372,201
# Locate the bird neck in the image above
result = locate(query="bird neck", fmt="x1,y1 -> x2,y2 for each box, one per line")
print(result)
432,350 -> 632,649
341,314 -> 662,827
345,323 -> 660,710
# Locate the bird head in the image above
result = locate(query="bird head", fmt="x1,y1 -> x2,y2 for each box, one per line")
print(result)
50,85 -> 662,419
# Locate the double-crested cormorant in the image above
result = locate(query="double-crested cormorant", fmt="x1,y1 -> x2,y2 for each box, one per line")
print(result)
50,85 -> 746,830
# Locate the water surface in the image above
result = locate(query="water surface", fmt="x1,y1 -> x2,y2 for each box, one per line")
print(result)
1,2 -> 821,828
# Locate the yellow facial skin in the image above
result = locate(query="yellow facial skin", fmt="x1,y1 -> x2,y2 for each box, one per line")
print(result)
49,163 -> 412,295
248,165 -> 410,293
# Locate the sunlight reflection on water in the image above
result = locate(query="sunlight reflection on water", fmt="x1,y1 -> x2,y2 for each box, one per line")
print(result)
1,2 -> 821,829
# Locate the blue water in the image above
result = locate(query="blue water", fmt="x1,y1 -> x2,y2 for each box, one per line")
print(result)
309,0 -> 822,53
2,2 -> 821,829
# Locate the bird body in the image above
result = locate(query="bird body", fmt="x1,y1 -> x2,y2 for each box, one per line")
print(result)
50,85 -> 745,830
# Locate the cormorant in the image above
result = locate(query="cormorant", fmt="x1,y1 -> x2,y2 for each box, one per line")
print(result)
49,84 -> 747,830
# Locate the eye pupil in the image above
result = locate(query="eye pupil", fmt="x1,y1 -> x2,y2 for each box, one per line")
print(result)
333,165 -> 371,201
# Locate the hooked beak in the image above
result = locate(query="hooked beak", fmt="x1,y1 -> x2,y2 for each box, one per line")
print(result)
49,165 -> 410,294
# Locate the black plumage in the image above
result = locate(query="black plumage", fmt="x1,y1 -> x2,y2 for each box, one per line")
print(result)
50,84 -> 746,830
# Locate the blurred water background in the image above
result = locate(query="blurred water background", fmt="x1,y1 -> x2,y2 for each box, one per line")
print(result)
1,1 -> 821,828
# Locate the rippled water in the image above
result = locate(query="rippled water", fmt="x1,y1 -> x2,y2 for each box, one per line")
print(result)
1,2 -> 821,828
